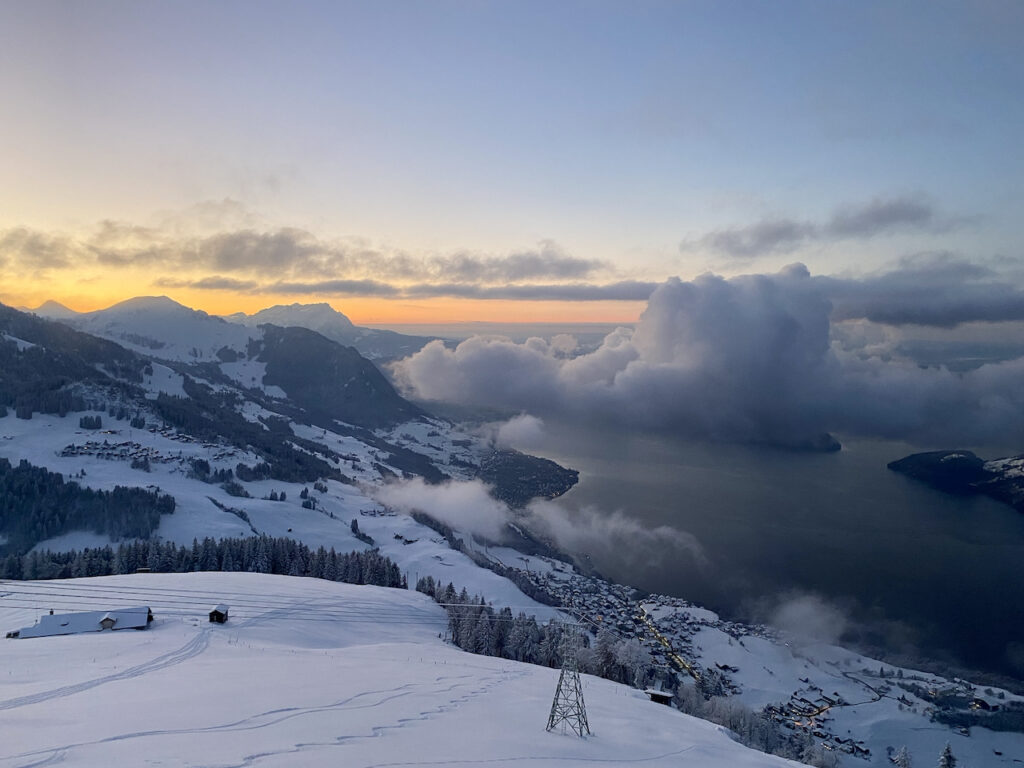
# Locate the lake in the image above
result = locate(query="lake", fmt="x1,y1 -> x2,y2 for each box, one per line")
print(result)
530,422 -> 1024,684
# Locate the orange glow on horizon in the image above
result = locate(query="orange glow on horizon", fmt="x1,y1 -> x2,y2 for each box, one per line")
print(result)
1,284 -> 645,326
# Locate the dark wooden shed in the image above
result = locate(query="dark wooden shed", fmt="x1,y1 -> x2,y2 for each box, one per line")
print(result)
645,689 -> 673,706
209,604 -> 229,624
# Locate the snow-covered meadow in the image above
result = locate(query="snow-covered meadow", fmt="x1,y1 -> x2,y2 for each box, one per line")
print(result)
0,573 -> 801,768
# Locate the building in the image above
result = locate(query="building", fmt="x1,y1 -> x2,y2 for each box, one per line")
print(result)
209,604 -> 229,623
7,606 -> 153,639
644,689 -> 673,706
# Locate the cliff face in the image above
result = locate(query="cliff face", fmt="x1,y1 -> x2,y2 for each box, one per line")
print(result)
888,450 -> 1024,512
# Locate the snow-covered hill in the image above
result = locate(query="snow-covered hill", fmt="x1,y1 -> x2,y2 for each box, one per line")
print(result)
32,296 -> 434,363
0,572 -> 801,768
41,296 -> 257,362
227,302 -> 435,360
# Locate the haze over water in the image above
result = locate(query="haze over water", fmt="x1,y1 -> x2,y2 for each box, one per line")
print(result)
533,422 -> 1024,683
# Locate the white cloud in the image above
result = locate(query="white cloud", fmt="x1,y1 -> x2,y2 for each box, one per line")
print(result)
768,593 -> 848,646
394,265 -> 1024,448
374,478 -> 511,542
494,414 -> 546,450
523,500 -> 704,570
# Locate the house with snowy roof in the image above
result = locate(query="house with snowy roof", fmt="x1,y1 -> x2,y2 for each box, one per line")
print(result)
6,606 -> 153,639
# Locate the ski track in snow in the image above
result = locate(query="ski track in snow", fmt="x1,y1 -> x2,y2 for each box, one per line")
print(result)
0,597 -> 323,716
4,669 -> 529,768
359,747 -> 695,767
12,753 -> 66,768
0,628 -> 211,713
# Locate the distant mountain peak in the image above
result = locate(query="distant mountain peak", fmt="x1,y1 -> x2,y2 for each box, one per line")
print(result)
32,300 -> 80,319
102,295 -> 203,316
248,302 -> 356,330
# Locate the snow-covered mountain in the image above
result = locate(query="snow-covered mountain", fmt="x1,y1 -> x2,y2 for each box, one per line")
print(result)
31,299 -> 80,320
36,296 -> 435,362
37,295 -> 257,362
227,302 -> 436,360
0,572 -> 802,768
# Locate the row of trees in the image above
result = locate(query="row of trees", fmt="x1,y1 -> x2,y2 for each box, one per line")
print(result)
3,535 -> 406,588
414,575 -> 668,691
410,512 -> 560,606
0,457 -> 174,554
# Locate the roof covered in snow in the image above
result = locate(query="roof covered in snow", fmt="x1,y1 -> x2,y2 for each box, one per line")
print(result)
12,606 -> 151,639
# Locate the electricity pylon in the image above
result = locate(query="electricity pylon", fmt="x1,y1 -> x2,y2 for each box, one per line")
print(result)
546,622 -> 590,736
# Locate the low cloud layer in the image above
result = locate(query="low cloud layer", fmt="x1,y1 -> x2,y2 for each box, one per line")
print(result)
819,253 -> 1024,327
766,593 -> 849,646
394,264 -> 1024,448
492,414 -> 546,450
374,476 -> 702,569
682,195 -> 960,260
525,500 -> 704,570
374,478 -> 510,542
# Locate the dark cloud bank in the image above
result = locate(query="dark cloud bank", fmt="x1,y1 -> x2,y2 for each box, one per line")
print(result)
681,195 -> 963,260
395,262 -> 1024,449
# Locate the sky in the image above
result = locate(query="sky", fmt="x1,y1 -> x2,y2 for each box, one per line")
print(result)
1,0 -> 1022,323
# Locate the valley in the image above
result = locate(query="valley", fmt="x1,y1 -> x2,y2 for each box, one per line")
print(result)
1,299 -> 1023,767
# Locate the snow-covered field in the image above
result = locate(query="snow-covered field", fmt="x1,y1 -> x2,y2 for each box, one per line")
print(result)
0,573 -> 800,768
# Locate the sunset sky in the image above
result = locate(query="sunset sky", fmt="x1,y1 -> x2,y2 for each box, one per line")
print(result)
1,1 -> 1022,323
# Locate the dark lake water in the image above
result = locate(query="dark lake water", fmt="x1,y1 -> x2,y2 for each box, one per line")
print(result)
530,423 -> 1024,683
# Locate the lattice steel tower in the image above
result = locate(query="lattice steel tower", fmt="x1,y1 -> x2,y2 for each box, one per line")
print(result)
546,622 -> 590,736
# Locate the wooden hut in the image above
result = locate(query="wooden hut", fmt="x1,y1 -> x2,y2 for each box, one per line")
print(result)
209,604 -> 229,624
644,689 -> 673,706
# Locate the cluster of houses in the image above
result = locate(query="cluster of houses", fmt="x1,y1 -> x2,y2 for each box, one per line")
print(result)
506,558 -> 886,751
762,689 -> 872,758
514,560 -> 777,676
6,604 -> 230,639
58,438 -> 239,470
60,439 -> 179,465
509,562 -> 734,685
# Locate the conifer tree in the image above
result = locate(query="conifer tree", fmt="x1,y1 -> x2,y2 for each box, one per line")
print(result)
937,743 -> 956,768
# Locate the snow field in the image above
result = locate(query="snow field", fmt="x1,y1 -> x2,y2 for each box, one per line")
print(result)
0,573 -> 802,768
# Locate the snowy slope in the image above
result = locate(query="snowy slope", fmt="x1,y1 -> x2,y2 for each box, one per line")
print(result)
0,411 -> 558,617
0,573 -> 803,768
59,296 -> 256,362
644,600 -> 1024,767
